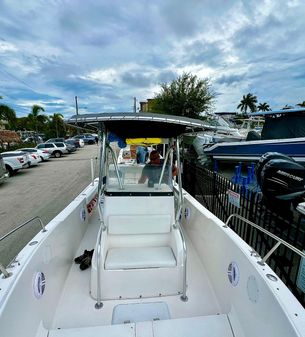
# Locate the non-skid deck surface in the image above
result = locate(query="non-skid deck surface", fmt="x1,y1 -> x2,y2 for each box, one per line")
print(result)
50,315 -> 233,337
52,212 -> 221,330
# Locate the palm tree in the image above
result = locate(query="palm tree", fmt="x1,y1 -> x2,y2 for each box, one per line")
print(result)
50,113 -> 64,137
237,93 -> 257,115
296,101 -> 305,108
0,96 -> 17,130
257,102 -> 271,112
28,105 -> 47,134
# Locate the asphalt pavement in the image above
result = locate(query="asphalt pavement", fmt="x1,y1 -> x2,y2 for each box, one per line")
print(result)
0,145 -> 100,266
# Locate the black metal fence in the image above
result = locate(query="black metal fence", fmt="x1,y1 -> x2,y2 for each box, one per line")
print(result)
182,161 -> 305,307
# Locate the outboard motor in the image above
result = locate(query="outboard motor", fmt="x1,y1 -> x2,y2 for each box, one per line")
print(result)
246,130 -> 261,141
260,159 -> 305,201
256,152 -> 296,187
256,152 -> 305,218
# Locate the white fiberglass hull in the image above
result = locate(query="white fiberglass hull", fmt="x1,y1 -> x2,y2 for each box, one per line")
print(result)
0,180 -> 304,337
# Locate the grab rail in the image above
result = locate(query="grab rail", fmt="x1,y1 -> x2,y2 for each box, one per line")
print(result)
107,144 -> 123,190
0,216 -> 46,243
157,147 -> 173,189
98,192 -> 106,232
177,222 -> 188,301
95,226 -> 103,309
174,137 -> 188,301
225,213 -> 305,265
0,216 -> 46,278
95,187 -> 106,309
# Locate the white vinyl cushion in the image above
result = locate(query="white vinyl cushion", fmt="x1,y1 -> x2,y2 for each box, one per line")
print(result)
107,214 -> 172,235
105,247 -> 176,270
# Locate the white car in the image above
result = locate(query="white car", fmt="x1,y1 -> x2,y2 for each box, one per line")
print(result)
28,153 -> 41,166
1,151 -> 29,176
0,154 -> 8,183
36,142 -> 69,158
19,148 -> 51,162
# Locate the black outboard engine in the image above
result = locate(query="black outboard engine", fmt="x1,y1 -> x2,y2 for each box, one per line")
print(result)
246,130 -> 261,141
256,152 -> 305,218
256,152 -> 296,187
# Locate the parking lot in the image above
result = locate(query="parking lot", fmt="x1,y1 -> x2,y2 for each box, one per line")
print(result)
0,145 -> 100,264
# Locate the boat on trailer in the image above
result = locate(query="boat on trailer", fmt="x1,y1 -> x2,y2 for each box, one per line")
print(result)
1,112 -> 305,337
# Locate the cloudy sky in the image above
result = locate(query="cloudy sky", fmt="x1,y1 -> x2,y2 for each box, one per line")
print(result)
0,0 -> 305,117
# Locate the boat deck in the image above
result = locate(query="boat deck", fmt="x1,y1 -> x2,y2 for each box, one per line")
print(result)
51,211 -> 228,335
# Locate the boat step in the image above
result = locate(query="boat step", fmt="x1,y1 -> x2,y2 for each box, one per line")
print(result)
49,314 -> 233,337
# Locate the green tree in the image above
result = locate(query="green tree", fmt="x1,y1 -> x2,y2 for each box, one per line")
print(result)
257,102 -> 271,112
237,93 -> 257,115
27,105 -> 47,133
0,96 -> 17,129
296,101 -> 305,108
50,113 -> 64,137
15,117 -> 28,130
152,73 -> 215,118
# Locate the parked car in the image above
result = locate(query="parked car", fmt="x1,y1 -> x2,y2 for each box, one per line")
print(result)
46,138 -> 76,153
65,142 -> 77,153
1,151 -> 29,176
74,134 -> 96,145
0,154 -> 9,183
28,153 -> 41,166
65,138 -> 83,148
74,138 -> 85,148
18,148 -> 51,162
22,136 -> 43,143
36,142 -> 69,158
46,137 -> 65,143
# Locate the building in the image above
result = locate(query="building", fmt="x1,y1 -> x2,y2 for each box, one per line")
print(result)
139,99 -> 157,112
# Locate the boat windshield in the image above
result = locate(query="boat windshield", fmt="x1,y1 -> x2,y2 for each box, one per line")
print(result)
240,118 -> 264,130
206,115 -> 234,128
106,163 -> 173,194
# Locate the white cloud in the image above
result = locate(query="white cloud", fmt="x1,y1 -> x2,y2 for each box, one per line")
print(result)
0,41 -> 18,53
79,68 -> 119,85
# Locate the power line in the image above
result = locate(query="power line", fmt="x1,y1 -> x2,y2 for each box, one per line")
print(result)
0,62 -> 38,93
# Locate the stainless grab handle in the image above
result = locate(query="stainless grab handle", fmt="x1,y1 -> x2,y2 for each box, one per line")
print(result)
225,213 -> 305,265
0,216 -> 46,278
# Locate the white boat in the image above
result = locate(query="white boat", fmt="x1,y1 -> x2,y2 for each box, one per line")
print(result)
1,112 -> 305,337
237,117 -> 264,138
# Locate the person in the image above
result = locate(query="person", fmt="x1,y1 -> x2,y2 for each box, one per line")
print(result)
138,150 -> 177,184
95,136 -> 98,145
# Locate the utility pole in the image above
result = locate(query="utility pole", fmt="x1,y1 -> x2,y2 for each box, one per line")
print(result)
75,96 -> 79,134
133,97 -> 137,113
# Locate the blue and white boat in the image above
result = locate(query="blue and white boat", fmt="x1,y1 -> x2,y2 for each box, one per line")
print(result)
204,108 -> 305,163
